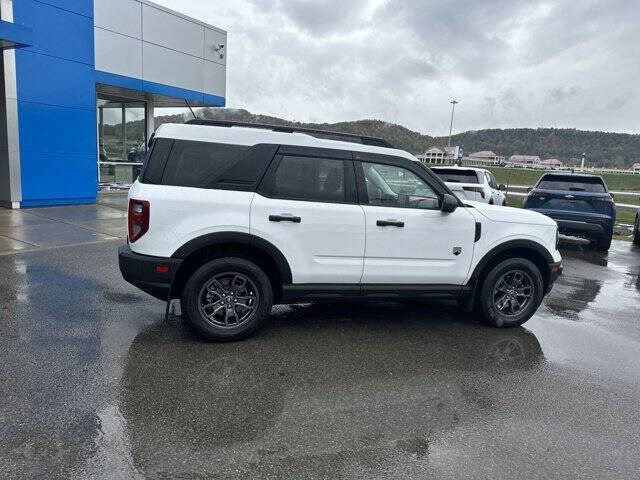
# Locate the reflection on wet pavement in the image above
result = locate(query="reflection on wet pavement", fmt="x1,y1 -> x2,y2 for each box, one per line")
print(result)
1,240 -> 639,479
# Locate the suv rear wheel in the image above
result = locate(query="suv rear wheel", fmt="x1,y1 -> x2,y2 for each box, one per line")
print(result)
181,257 -> 273,341
594,231 -> 613,252
477,258 -> 544,328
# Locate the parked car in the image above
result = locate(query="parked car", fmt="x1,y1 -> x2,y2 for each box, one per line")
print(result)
119,120 -> 562,341
633,209 -> 640,246
431,166 -> 507,205
523,172 -> 616,251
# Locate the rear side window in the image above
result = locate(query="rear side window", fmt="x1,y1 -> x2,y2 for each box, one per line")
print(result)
267,156 -> 346,202
537,175 -> 606,193
432,169 -> 480,184
141,138 -> 173,184
161,140 -> 250,188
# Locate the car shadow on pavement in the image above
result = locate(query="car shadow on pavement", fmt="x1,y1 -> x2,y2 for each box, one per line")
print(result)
119,302 -> 544,478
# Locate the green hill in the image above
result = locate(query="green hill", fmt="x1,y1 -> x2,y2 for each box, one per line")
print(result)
154,108 -> 640,168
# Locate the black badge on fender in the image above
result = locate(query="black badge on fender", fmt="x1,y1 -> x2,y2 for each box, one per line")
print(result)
453,247 -> 462,256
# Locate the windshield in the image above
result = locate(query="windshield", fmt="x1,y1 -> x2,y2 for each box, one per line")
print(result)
537,175 -> 606,193
432,169 -> 480,184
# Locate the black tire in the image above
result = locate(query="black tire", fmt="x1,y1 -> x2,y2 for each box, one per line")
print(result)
594,232 -> 612,252
633,216 -> 640,246
181,257 -> 273,341
477,257 -> 544,328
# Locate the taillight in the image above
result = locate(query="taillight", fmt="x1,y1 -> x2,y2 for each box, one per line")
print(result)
462,186 -> 485,199
128,199 -> 150,242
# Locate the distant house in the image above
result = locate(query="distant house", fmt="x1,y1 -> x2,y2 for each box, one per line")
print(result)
508,155 -> 541,166
467,150 -> 505,165
540,158 -> 563,168
632,162 -> 640,171
416,146 -> 461,165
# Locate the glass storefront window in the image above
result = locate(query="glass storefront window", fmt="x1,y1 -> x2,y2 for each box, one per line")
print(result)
98,97 -> 147,184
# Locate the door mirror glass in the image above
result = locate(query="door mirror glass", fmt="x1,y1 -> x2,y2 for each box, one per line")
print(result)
499,184 -> 506,191
441,193 -> 458,213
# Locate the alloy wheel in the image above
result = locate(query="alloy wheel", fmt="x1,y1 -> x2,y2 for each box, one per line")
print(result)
198,272 -> 259,329
492,269 -> 534,316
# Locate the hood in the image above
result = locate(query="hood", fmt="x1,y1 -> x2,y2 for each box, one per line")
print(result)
464,201 -> 557,226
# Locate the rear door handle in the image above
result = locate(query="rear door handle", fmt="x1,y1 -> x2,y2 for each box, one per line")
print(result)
269,214 -> 301,223
376,219 -> 404,228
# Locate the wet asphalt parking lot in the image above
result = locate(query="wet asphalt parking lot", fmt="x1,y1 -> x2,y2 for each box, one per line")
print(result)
1,236 -> 640,479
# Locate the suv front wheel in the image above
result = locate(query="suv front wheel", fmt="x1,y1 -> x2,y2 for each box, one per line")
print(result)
477,258 -> 544,328
182,257 -> 273,341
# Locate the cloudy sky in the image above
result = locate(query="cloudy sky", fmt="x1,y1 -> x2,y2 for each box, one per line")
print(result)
155,0 -> 639,136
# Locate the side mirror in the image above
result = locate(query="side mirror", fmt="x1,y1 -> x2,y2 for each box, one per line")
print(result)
526,187 -> 533,193
441,193 -> 458,213
610,192 -> 615,199
498,184 -> 506,191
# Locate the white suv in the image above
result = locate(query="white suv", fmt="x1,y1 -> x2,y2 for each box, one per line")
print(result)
431,166 -> 507,205
119,120 -> 562,341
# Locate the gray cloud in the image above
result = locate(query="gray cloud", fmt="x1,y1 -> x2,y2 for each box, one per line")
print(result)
156,0 -> 640,135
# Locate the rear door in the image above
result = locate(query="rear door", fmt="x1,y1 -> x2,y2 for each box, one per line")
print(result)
356,157 -> 476,285
251,147 -> 365,284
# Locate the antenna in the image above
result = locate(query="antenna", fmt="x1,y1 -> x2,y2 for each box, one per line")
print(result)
185,99 -> 197,120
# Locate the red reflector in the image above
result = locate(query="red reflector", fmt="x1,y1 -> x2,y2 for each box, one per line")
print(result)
155,265 -> 169,274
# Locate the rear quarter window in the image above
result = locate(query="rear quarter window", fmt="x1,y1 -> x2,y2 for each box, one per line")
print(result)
161,140 -> 250,188
537,175 -> 606,193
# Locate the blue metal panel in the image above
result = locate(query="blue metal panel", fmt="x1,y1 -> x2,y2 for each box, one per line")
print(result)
18,101 -> 97,155
16,50 -> 95,110
0,19 -> 33,48
96,70 -> 226,107
203,93 -> 226,107
33,0 -> 93,18
13,0 -> 94,65
95,70 -> 143,92
19,152 -> 97,205
15,0 -> 97,206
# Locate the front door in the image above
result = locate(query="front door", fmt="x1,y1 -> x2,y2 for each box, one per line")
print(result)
358,161 -> 476,285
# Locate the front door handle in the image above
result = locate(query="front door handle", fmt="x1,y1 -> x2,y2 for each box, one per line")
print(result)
376,219 -> 404,228
269,214 -> 301,223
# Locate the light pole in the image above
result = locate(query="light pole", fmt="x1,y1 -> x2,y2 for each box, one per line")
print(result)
448,99 -> 458,147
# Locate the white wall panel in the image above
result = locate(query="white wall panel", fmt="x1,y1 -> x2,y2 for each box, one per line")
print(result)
204,28 -> 227,65
94,0 -> 142,39
143,42 -> 203,92
142,3 -> 204,58
204,61 -> 226,97
94,27 -> 142,78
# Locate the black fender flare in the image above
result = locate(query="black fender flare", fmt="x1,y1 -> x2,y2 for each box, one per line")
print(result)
171,231 -> 292,284
468,239 -> 554,285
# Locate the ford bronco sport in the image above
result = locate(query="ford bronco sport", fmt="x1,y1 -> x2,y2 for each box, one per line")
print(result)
119,120 -> 562,341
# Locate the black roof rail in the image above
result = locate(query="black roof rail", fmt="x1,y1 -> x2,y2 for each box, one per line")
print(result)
184,119 -> 395,148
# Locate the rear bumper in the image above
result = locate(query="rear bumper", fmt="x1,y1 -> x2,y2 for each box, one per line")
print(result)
118,244 -> 182,300
555,219 -> 607,237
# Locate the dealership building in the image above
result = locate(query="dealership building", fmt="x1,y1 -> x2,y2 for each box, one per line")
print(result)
0,0 -> 227,208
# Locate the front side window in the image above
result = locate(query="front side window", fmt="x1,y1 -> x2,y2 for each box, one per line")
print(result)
362,162 -> 440,209
271,156 -> 345,202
